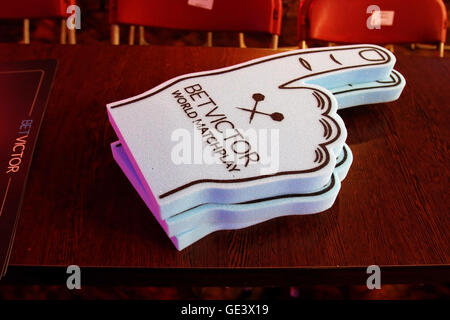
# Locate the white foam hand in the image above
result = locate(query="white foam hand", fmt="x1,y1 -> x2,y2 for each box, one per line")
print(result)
107,44 -> 395,217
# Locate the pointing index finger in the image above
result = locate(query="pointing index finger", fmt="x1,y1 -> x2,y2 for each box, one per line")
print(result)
279,44 -> 395,89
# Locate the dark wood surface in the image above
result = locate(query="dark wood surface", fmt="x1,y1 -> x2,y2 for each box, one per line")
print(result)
0,44 -> 448,286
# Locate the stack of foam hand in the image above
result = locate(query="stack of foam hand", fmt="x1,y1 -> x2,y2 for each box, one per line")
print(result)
107,44 -> 405,250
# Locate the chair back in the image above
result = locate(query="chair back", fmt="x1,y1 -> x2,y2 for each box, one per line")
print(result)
298,0 -> 447,44
110,0 -> 282,35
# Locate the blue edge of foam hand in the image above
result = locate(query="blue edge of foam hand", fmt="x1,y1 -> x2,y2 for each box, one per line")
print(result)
112,141 -> 353,251
330,69 -> 405,109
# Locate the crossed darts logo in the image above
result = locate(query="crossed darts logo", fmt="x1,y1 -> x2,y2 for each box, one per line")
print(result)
237,93 -> 284,124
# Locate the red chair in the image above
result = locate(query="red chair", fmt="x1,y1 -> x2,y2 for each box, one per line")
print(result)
297,0 -> 447,57
0,0 -> 76,44
109,0 -> 282,48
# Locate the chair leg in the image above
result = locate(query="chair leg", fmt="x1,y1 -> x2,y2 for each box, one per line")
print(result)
300,40 -> 307,49
271,35 -> 279,50
439,42 -> 444,58
328,42 -> 334,47
23,19 -> 30,44
206,32 -> 213,47
60,19 -> 67,44
128,25 -> 135,45
68,28 -> 76,44
238,32 -> 246,48
410,43 -> 415,50
138,26 -> 148,45
111,24 -> 120,45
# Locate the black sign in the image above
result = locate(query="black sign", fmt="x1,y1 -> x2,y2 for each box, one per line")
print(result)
0,60 -> 57,278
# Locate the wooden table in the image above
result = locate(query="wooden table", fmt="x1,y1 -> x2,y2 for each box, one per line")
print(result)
0,44 -> 448,286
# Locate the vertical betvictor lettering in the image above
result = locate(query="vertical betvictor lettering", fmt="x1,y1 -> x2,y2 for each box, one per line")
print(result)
6,120 -> 33,174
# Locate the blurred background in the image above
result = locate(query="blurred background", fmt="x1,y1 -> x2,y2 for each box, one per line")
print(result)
0,0 -> 448,56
